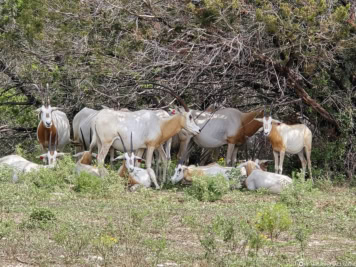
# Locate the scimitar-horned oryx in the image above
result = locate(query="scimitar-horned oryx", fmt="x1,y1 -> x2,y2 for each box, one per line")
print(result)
172,107 -> 264,166
255,113 -> 313,180
90,86 -> 200,189
36,92 -> 70,163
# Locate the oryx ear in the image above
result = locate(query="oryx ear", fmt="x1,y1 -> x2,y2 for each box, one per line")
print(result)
134,156 -> 145,162
236,162 -> 247,169
271,119 -> 282,124
51,107 -> 61,111
36,108 -> 42,113
57,153 -> 67,158
101,105 -> 110,109
254,118 -> 263,123
38,154 -> 47,159
113,155 -> 124,161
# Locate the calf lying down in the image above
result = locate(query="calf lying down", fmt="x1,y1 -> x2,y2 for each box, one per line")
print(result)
238,160 -> 292,194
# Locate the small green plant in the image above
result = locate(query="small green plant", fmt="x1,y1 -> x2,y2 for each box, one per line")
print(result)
185,174 -> 230,202
226,167 -> 244,189
295,223 -> 311,253
279,178 -> 315,209
73,172 -> 103,194
22,207 -> 56,229
255,203 -> 292,241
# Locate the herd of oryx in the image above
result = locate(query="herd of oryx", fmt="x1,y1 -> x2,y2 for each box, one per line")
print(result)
0,86 -> 313,193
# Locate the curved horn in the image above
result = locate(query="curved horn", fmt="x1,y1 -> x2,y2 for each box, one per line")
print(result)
46,84 -> 50,105
80,127 -> 87,151
140,83 -> 189,112
117,132 -> 127,153
89,127 -> 92,145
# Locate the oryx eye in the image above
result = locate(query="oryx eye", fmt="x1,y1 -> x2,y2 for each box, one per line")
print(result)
189,115 -> 192,120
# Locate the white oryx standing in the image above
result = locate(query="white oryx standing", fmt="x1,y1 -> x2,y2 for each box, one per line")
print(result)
90,87 -> 200,188
255,115 -> 313,179
171,107 -> 264,166
237,160 -> 292,194
36,95 -> 70,161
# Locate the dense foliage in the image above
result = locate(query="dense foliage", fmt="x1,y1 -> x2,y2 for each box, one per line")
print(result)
0,0 -> 355,181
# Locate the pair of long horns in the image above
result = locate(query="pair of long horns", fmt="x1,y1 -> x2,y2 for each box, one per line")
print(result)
117,132 -> 133,154
34,83 -> 51,107
138,83 -> 189,112
80,127 -> 92,151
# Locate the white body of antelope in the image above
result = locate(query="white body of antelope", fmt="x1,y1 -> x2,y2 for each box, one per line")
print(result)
0,154 -> 55,182
170,163 -> 238,184
238,160 -> 292,194
256,115 -> 313,179
173,108 -> 264,166
90,88 -> 200,189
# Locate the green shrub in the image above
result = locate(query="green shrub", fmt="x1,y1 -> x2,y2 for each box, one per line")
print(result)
279,177 -> 316,209
25,155 -> 76,190
22,207 -> 56,229
255,203 -> 292,241
185,174 -> 230,202
73,172 -> 103,194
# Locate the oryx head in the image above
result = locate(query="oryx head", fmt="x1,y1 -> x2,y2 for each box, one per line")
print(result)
36,94 -> 60,128
171,162 -> 187,184
38,132 -> 65,166
113,132 -> 144,173
144,83 -> 201,135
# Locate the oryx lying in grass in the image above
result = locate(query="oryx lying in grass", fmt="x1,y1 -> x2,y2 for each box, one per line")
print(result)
90,86 -> 200,188
255,114 -> 313,179
114,133 -> 152,191
171,107 -> 264,166
73,128 -> 108,177
0,135 -> 63,181
170,162 -> 237,184
171,159 -> 269,185
237,160 -> 292,194
36,95 -> 70,162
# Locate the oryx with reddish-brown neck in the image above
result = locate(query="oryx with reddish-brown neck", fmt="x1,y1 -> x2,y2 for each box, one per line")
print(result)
171,107 -> 264,166
255,115 -> 313,179
36,95 -> 70,163
90,87 -> 200,188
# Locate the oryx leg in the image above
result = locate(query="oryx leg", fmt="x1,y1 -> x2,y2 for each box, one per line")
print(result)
305,146 -> 313,180
157,145 -> 168,184
97,144 -> 110,165
109,147 -> 115,168
278,150 -> 285,175
297,151 -> 307,181
232,147 -> 238,166
226,143 -> 236,166
165,138 -> 172,161
145,146 -> 160,189
135,149 -> 145,167
273,150 -> 279,174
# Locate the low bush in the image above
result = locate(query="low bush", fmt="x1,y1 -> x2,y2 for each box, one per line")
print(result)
185,174 -> 230,202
